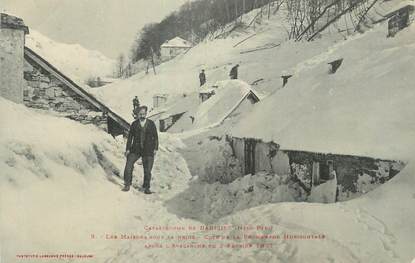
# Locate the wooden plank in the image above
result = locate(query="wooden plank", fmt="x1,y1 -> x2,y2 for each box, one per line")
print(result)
312,161 -> 320,186
240,43 -> 280,54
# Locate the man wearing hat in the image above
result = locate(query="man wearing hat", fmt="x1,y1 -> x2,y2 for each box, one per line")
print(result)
122,105 -> 158,194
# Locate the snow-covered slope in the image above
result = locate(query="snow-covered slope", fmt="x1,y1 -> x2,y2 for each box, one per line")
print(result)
89,4 -> 293,121
232,22 -> 415,161
0,98 -> 191,262
26,30 -> 115,83
90,0 -> 407,124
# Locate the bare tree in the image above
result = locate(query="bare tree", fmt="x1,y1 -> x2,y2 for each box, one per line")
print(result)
116,54 -> 125,78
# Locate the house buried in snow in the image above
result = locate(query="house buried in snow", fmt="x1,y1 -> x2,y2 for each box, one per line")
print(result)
0,13 -> 129,136
386,4 -> 414,37
152,80 -> 260,133
228,137 -> 405,202
160,37 -> 192,60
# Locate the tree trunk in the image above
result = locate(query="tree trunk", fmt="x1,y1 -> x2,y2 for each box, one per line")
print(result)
308,1 -> 358,41
235,0 -> 238,21
150,48 -> 156,75
225,0 -> 231,22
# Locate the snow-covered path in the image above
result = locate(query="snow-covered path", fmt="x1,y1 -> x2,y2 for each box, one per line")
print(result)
1,96 -> 414,263
101,143 -> 415,263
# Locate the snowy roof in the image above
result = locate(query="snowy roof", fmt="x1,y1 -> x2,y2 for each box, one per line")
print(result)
385,3 -> 415,17
199,88 -> 216,94
231,23 -> 415,160
161,37 -> 192,48
153,93 -> 168,98
193,80 -> 259,128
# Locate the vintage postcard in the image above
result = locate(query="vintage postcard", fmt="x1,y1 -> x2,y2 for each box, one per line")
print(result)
1,0 -> 414,262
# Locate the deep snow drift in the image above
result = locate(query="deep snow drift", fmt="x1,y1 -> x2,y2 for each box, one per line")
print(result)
0,98 -> 192,262
3,87 -> 414,262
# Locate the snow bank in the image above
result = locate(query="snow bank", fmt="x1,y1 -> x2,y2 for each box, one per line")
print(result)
0,97 -> 192,262
166,171 -> 305,224
0,97 -> 124,260
211,161 -> 415,263
308,176 -> 337,203
177,135 -> 243,184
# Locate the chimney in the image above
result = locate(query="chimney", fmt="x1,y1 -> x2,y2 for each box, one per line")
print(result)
328,58 -> 343,74
0,13 -> 29,104
281,75 -> 293,87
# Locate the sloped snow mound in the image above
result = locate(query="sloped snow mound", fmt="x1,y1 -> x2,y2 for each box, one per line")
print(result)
215,162 -> 415,263
166,171 -> 306,224
194,80 -> 255,128
168,80 -> 258,133
0,97 -> 126,259
0,98 -> 192,262
232,23 -> 415,160
26,30 -> 115,82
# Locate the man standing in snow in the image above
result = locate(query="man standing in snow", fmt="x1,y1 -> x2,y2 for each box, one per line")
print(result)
122,106 -> 158,194
199,69 -> 206,86
133,96 -> 140,110
229,64 -> 239,79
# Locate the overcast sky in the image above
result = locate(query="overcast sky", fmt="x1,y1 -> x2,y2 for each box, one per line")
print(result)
1,0 -> 187,58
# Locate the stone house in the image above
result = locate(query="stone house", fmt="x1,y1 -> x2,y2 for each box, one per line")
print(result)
0,13 -> 129,137
228,137 -> 405,202
386,4 -> 414,37
160,37 -> 192,60
0,13 -> 29,104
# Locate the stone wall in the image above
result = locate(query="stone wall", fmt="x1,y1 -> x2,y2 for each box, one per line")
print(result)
0,13 -> 127,136
0,14 -> 28,103
284,150 -> 405,201
23,59 -> 107,130
160,46 -> 189,60
228,137 -> 405,202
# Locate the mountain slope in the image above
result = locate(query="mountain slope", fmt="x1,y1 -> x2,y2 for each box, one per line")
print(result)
3,0 -> 188,58
26,30 -> 115,82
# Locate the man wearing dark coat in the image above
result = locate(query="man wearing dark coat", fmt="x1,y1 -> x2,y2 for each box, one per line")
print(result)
122,106 -> 158,194
199,69 -> 206,86
133,96 -> 140,110
229,64 -> 239,79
